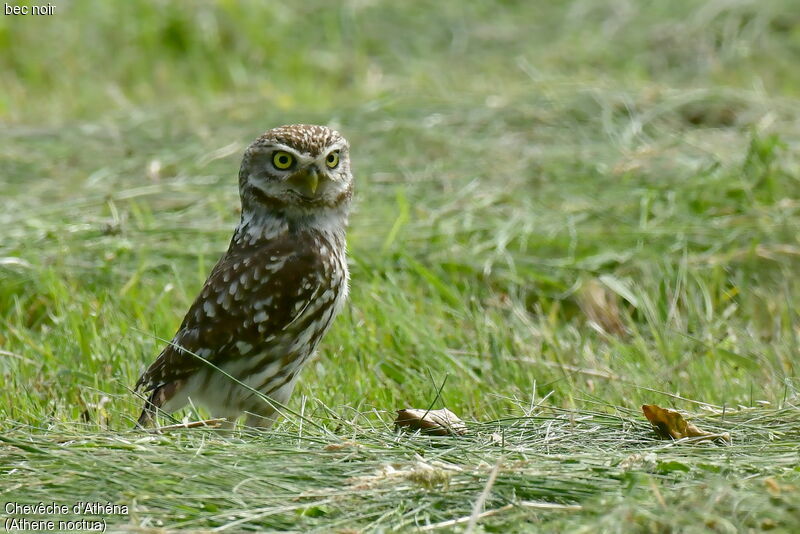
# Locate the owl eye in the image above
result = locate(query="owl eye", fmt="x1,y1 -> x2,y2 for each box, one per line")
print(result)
325,150 -> 340,169
272,151 -> 294,170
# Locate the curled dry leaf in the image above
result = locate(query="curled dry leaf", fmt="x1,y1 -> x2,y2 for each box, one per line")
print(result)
395,408 -> 467,436
642,404 -> 730,444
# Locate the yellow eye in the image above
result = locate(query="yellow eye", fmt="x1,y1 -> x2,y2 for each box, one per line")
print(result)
272,151 -> 294,170
325,150 -> 340,168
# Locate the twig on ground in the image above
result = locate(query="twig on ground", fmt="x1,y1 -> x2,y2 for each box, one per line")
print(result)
149,418 -> 228,433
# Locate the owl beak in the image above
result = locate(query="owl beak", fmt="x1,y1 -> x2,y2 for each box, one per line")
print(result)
288,167 -> 321,198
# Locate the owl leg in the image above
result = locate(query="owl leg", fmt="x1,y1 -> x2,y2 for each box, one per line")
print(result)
135,381 -> 183,429
244,410 -> 279,429
244,379 -> 297,429
206,417 -> 239,435
135,405 -> 156,429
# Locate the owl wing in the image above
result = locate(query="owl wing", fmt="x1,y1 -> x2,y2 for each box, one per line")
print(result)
135,234 -> 330,393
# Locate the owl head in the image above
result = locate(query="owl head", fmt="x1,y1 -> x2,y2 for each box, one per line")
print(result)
238,124 -> 353,222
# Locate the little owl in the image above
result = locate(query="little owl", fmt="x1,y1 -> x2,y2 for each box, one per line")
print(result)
135,124 -> 352,428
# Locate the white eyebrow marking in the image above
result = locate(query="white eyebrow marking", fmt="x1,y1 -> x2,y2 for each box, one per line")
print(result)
265,143 -> 315,164
316,141 -> 347,163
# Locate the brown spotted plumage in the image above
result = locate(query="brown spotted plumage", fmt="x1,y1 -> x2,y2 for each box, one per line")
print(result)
136,124 -> 352,428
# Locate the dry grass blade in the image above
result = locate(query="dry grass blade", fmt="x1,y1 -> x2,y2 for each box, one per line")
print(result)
466,459 -> 503,533
419,504 -> 514,532
577,278 -> 628,337
519,501 -> 584,511
149,418 -> 228,433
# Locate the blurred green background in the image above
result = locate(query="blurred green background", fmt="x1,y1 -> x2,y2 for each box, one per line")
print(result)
1,0 -> 798,422
2,1 -> 800,531
3,0 -> 800,121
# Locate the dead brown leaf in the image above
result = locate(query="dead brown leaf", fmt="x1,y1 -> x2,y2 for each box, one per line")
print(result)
395,408 -> 467,436
642,404 -> 730,444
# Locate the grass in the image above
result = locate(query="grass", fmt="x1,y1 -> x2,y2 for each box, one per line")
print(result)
3,407 -> 799,532
1,0 -> 799,531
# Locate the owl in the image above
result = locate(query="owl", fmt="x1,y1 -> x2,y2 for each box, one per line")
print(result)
135,124 -> 353,429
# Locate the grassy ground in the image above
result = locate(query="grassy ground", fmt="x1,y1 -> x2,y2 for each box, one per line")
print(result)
1,0 -> 799,531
